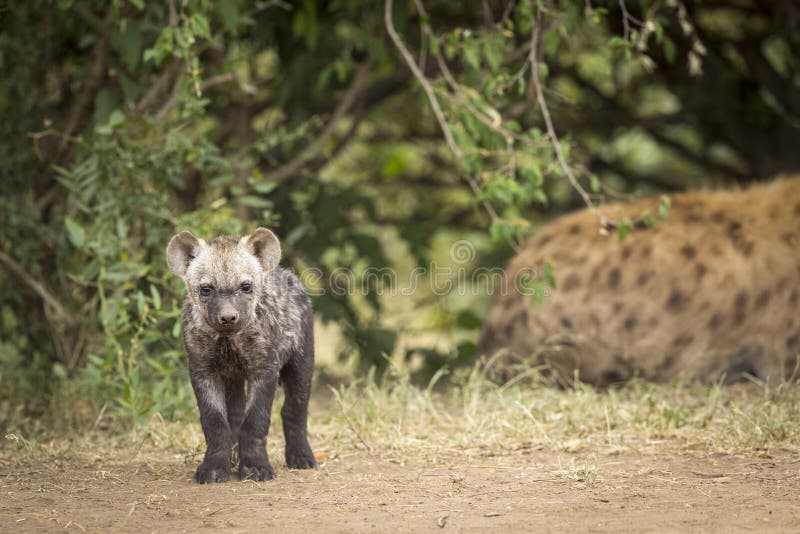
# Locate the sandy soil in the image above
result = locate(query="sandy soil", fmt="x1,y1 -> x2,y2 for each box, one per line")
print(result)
2,445 -> 799,533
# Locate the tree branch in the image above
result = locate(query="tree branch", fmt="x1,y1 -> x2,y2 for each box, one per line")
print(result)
385,0 -> 508,245
58,8 -> 112,156
737,40 -> 800,119
132,59 -> 183,114
271,105 -> 368,205
561,65 -> 749,181
528,7 -> 605,224
0,250 -> 73,325
260,60 -> 373,183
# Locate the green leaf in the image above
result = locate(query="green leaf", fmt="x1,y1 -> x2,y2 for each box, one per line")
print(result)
238,195 -> 271,208
150,285 -> 162,310
617,218 -> 632,242
532,189 -> 548,205
191,14 -> 211,39
543,31 -> 560,58
484,39 -> 500,73
641,209 -> 655,228
455,309 -> 482,329
659,195 -> 671,220
489,221 -> 510,242
428,35 -> 440,56
93,89 -> 118,126
542,262 -> 556,289
52,362 -> 68,380
285,225 -> 307,246
217,0 -> 240,33
663,38 -> 677,64
110,20 -> 142,69
107,110 -> 125,128
538,62 -> 549,80
64,217 -> 86,248
252,180 -> 278,194
589,175 -> 601,193
464,41 -> 480,71
137,290 -> 146,317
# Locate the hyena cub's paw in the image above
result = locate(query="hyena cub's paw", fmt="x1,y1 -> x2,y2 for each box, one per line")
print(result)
195,459 -> 231,484
239,461 -> 275,482
285,449 -> 317,470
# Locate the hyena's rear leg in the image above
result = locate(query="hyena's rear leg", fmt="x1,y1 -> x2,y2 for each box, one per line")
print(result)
280,349 -> 316,469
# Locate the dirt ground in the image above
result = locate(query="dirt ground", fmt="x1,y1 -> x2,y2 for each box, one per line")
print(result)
2,445 -> 799,533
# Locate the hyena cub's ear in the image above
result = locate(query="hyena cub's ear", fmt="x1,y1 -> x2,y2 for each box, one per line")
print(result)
242,227 -> 281,271
166,231 -> 204,277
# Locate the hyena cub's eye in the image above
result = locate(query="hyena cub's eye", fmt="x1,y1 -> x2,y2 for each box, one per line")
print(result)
200,285 -> 213,297
240,282 -> 253,293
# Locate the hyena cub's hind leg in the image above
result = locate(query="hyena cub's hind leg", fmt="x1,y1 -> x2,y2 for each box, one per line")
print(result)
280,348 -> 317,469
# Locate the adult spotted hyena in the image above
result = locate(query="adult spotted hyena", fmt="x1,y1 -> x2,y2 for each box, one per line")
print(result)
167,228 -> 316,483
481,176 -> 800,385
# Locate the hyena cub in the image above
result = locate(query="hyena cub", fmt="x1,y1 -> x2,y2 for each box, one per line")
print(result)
167,227 -> 316,483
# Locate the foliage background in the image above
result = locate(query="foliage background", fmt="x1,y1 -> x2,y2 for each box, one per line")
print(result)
0,0 -> 798,430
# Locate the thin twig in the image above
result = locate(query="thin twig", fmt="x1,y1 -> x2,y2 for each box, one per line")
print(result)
617,0 -> 643,41
412,0 -> 520,190
59,8 -> 112,152
501,0 -> 518,22
385,0 -> 461,159
269,104 -> 368,205
132,59 -> 183,114
156,66 -> 187,120
159,70 -> 237,116
414,0 -> 520,142
0,250 -> 73,325
385,0 -> 507,239
199,71 -> 237,92
528,6 -> 610,227
261,60 -> 372,183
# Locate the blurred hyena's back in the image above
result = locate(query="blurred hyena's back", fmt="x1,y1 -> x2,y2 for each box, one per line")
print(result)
481,176 -> 800,385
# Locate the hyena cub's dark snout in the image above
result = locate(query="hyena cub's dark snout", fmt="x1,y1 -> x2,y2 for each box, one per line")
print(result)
167,227 -> 317,484
205,293 -> 249,333
219,307 -> 238,325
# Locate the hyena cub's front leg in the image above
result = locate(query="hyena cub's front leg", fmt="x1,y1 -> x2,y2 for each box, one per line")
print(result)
237,376 -> 278,481
191,375 -> 234,484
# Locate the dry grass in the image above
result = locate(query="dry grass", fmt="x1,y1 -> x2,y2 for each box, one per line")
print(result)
309,362 -> 800,461
4,359 -> 799,467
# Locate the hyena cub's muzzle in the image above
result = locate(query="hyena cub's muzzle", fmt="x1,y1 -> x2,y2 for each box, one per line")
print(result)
203,291 -> 251,335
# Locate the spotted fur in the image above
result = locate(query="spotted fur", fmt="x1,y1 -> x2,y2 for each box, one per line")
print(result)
167,228 -> 316,483
481,176 -> 800,385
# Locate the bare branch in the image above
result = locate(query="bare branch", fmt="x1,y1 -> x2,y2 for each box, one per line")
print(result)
199,71 -> 238,92
528,7 -> 607,225
58,8 -> 112,157
156,67 -> 187,120
385,0 -> 461,159
618,0 -> 643,41
270,105 -> 368,205
133,59 -> 183,114
386,0 -> 511,246
0,250 -> 73,325
260,60 -> 373,183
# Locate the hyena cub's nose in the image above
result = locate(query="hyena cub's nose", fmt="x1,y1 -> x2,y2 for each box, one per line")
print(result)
219,309 -> 239,325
